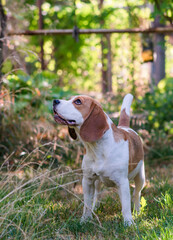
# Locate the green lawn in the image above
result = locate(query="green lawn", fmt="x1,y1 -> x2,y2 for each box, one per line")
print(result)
0,162 -> 172,240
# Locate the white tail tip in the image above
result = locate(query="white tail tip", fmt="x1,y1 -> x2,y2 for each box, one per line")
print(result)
121,93 -> 133,116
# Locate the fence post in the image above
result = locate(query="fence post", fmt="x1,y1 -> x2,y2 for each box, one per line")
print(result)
99,0 -> 112,94
106,33 -> 112,92
37,0 -> 45,70
153,16 -> 165,85
0,0 -> 6,88
0,0 -> 6,128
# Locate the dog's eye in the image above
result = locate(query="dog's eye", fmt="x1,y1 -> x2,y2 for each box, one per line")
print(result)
74,99 -> 82,105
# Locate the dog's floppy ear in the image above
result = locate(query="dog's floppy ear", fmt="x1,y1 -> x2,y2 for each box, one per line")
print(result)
68,127 -> 77,140
80,103 -> 109,142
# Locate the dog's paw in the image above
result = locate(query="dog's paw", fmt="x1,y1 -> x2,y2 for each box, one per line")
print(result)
92,201 -> 100,212
124,218 -> 134,227
80,214 -> 92,224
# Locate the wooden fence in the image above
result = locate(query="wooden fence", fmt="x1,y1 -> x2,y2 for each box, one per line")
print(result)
7,26 -> 173,36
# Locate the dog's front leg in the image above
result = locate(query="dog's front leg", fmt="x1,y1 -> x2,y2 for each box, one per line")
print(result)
81,176 -> 95,222
118,178 -> 134,226
92,179 -> 101,211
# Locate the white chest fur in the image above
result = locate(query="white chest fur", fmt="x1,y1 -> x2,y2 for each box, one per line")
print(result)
81,128 -> 129,186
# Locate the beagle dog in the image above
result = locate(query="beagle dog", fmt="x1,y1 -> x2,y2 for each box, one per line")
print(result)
53,94 -> 145,226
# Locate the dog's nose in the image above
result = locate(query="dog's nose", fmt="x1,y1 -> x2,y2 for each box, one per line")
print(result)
53,99 -> 60,106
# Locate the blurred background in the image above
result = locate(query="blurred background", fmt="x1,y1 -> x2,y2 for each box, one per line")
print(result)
0,1 -> 173,238
0,0 -> 172,166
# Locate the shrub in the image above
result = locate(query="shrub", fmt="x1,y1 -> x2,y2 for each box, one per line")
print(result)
4,71 -> 76,117
134,77 -> 173,135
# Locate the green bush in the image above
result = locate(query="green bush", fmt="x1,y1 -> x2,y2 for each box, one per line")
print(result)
134,77 -> 173,135
4,71 -> 76,117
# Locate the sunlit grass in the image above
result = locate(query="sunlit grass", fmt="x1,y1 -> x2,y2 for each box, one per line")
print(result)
0,159 -> 172,239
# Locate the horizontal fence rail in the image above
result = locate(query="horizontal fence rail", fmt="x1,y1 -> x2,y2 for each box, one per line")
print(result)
7,26 -> 173,36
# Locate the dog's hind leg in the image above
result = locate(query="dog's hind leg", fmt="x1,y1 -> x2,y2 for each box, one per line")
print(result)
132,161 -> 145,213
92,179 -> 101,211
118,178 -> 134,226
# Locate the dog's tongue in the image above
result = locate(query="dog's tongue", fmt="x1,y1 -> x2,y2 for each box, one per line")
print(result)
54,114 -> 67,125
54,113 -> 76,126
67,120 -> 76,125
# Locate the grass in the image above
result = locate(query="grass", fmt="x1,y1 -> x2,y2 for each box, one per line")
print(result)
0,159 -> 172,240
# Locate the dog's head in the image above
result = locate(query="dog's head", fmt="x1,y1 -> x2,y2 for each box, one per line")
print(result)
53,95 -> 109,142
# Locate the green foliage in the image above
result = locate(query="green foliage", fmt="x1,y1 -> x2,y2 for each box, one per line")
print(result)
4,71 -> 76,116
4,0 -> 154,93
132,78 -> 173,162
149,0 -> 173,24
134,77 -> 173,134
3,0 -> 173,95
146,131 -> 173,162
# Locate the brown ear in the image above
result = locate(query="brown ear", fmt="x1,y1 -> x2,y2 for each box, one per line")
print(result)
68,127 -> 77,140
80,104 -> 109,142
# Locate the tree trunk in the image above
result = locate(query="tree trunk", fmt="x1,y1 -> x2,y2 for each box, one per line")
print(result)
153,16 -> 165,85
99,0 -> 112,94
100,36 -> 107,94
0,1 -> 6,128
0,0 -> 6,89
106,34 -> 112,92
37,0 -> 45,70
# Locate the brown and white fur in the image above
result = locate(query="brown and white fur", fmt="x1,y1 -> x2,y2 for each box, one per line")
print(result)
53,94 -> 145,226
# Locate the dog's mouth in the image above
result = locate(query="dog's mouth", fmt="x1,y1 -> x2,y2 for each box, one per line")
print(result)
53,108 -> 76,126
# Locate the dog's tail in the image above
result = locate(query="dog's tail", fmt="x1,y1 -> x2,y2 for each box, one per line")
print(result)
118,93 -> 133,127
